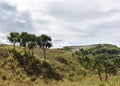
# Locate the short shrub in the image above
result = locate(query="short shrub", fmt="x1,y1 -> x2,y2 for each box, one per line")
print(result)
56,55 -> 68,65
62,46 -> 72,51
2,75 -> 7,81
0,48 -> 9,58
31,76 -> 36,82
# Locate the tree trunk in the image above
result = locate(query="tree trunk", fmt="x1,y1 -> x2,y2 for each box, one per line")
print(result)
25,46 -> 27,55
39,48 -> 41,58
98,72 -> 102,81
14,42 -> 15,51
39,49 -> 40,58
28,49 -> 30,56
32,48 -> 34,57
105,72 -> 108,82
43,47 -> 46,61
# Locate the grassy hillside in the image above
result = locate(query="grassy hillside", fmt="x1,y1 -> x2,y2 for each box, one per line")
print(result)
0,44 -> 120,86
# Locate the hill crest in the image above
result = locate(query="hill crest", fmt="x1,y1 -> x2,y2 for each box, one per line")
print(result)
69,44 -> 118,51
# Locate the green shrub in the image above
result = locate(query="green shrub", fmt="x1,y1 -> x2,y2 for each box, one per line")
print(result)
62,46 -> 72,51
55,55 -> 68,65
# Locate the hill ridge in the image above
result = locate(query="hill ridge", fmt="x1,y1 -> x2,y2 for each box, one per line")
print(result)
69,44 -> 118,51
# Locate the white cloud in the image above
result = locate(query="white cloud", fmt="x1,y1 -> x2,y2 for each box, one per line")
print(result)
1,0 -> 120,47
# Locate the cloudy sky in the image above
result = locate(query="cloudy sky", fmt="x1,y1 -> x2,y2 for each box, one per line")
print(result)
0,0 -> 120,47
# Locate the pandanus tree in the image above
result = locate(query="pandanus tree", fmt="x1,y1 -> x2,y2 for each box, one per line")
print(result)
28,34 -> 36,56
20,32 -> 29,54
37,34 -> 52,61
7,32 -> 20,51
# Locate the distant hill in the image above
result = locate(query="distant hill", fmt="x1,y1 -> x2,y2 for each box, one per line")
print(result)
69,44 -> 118,51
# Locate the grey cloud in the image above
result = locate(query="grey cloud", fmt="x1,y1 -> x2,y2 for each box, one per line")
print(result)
0,1 -> 16,11
37,19 -> 51,24
45,1 -> 120,47
93,21 -> 120,30
0,1 -> 34,33
89,21 -> 120,39
48,2 -> 120,22
53,40 -> 63,42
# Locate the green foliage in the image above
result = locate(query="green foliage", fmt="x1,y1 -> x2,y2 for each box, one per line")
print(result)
41,61 -> 62,80
37,34 -> 52,60
76,44 -> 120,81
27,34 -> 37,56
8,32 -> 52,61
20,32 -> 29,54
62,46 -> 72,51
13,51 -> 41,76
55,55 -> 68,65
7,32 -> 20,50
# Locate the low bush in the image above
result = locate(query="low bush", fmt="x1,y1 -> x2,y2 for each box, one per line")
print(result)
0,48 -> 9,58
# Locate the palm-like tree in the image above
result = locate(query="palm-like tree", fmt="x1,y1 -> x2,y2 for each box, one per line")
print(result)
28,34 -> 37,56
37,34 -> 52,61
20,32 -> 29,54
7,32 -> 20,51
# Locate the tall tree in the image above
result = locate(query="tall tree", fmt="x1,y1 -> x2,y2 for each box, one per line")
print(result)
20,32 -> 29,54
7,32 -> 20,51
37,34 -> 52,61
28,34 -> 36,56
36,36 -> 42,58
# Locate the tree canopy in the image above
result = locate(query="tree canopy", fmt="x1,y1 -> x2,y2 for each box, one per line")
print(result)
7,32 -> 20,51
76,44 -> 120,81
8,32 -> 52,60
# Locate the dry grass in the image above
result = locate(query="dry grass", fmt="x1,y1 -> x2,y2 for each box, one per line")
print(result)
0,44 -> 120,86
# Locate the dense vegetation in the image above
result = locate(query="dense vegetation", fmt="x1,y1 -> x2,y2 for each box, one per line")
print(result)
76,44 -> 120,82
0,32 -> 120,86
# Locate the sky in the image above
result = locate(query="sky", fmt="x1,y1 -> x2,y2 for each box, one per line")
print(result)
0,0 -> 120,48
